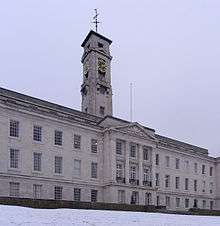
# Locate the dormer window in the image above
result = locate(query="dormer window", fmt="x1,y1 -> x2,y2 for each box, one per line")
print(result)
98,42 -> 104,48
87,44 -> 90,49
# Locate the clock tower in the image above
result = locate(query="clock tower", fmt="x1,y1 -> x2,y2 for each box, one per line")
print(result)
81,30 -> 113,117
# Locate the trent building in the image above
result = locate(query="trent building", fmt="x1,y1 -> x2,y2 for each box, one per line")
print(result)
0,30 -> 219,211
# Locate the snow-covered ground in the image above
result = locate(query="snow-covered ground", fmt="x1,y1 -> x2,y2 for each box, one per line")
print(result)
0,205 -> 220,226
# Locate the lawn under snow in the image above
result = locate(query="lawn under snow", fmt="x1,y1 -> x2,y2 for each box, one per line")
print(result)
0,205 -> 220,226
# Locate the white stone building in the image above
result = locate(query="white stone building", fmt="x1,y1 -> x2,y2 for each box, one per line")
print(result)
0,30 -> 219,211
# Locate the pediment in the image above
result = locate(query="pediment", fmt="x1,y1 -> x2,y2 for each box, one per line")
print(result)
114,122 -> 156,140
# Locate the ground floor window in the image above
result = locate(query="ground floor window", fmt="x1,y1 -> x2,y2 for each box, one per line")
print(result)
165,196 -> 170,208
9,182 -> 20,197
156,195 -> 160,206
54,186 -> 63,200
74,188 -> 81,202
131,191 -> 139,205
145,193 -> 152,205
33,184 -> 42,199
118,190 -> 125,204
193,199 -> 198,208
91,190 -> 98,202
210,201 -> 214,210
185,198 -> 189,208
202,200 -> 206,209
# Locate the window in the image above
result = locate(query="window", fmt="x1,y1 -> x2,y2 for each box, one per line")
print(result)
156,195 -> 160,206
193,199 -> 198,208
175,158 -> 180,169
33,152 -> 42,171
175,177 -> 180,189
194,163 -> 198,173
99,106 -> 105,116
54,130 -> 62,146
176,197 -> 180,208
185,178 -> 189,190
130,143 -> 136,158
73,159 -> 81,177
143,147 -> 149,160
9,182 -> 19,197
98,42 -> 104,48
165,175 -> 170,188
130,165 -> 137,180
202,200 -> 206,209
155,154 -> 159,165
145,193 -> 152,205
91,162 -> 98,178
143,168 -> 150,182
210,167 -> 213,176
202,181 -> 206,192
116,163 -> 124,178
91,139 -> 98,153
10,120 -> 19,137
33,125 -> 42,142
210,201 -> 214,210
118,190 -> 125,204
194,180 -> 197,192
33,184 -> 42,199
54,186 -> 62,200
55,156 -> 63,174
91,190 -> 98,202
210,182 -> 213,194
74,134 -> 81,149
10,149 -> 19,169
185,160 -> 189,172
165,156 -> 170,167
116,140 -> 123,155
131,191 -> 139,204
74,188 -> 81,202
185,198 -> 189,208
202,164 -> 206,174
165,196 -> 170,207
155,173 -> 159,186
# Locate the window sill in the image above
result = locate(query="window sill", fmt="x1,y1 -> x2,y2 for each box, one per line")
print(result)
8,136 -> 21,141
8,168 -> 21,173
33,140 -> 44,145
32,171 -> 43,175
53,145 -> 64,149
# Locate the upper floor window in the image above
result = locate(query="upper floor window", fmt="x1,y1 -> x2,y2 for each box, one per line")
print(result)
91,139 -> 98,153
99,106 -> 105,116
130,165 -> 137,180
165,156 -> 170,167
175,177 -> 180,189
54,130 -> 62,146
155,154 -> 159,165
185,178 -> 189,190
143,147 -> 149,161
194,180 -> 197,192
165,175 -> 170,188
210,182 -> 214,194
33,152 -> 42,172
175,158 -> 180,169
10,148 -> 19,169
91,162 -> 98,178
116,140 -> 122,155
143,168 -> 150,182
73,159 -> 81,177
10,120 -> 19,137
209,167 -> 213,176
155,173 -> 160,186
54,186 -> 62,200
202,165 -> 206,174
194,162 -> 198,173
116,162 -> 124,178
184,160 -> 189,172
74,134 -> 81,149
54,156 -> 63,174
33,125 -> 42,142
130,143 -> 137,158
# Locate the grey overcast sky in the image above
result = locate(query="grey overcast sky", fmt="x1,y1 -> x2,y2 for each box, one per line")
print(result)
0,0 -> 220,156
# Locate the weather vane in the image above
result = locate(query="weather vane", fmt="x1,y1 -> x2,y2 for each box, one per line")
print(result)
92,9 -> 100,33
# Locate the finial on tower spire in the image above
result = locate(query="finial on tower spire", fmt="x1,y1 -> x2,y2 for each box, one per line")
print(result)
92,9 -> 100,33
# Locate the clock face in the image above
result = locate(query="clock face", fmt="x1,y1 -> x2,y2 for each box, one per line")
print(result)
98,58 -> 107,73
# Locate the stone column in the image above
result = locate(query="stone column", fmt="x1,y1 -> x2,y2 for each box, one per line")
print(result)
138,144 -> 143,186
125,141 -> 130,184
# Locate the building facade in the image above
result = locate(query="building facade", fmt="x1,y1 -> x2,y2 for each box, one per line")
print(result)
0,30 -> 219,211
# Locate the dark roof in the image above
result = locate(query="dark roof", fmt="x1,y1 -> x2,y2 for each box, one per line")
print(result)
81,30 -> 112,47
156,134 -> 209,155
0,87 -> 101,124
